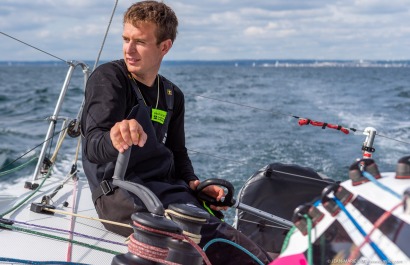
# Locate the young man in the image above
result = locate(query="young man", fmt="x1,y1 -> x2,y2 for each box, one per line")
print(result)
81,1 -> 270,264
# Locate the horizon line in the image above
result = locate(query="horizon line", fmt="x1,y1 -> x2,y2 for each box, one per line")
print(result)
1,58 -> 410,63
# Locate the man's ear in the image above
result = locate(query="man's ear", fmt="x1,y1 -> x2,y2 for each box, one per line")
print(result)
160,39 -> 173,56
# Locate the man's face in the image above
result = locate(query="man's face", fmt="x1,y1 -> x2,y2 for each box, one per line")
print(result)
122,22 -> 164,83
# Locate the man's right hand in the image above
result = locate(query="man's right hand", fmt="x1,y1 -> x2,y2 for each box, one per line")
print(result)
110,119 -> 147,153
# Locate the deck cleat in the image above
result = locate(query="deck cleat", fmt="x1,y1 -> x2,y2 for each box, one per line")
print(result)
24,181 -> 40,190
321,183 -> 353,216
396,155 -> 410,179
30,203 -> 56,215
348,158 -> 381,186
292,203 -> 325,236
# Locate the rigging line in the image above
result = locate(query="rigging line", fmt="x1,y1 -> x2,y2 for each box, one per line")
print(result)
0,118 -> 50,123
189,93 -> 410,145
44,208 -> 132,229
10,219 -> 127,247
75,0 -> 119,132
92,0 -> 118,71
269,168 -> 334,184
0,156 -> 37,177
66,178 -> 78,262
0,126 -> 69,172
0,223 -> 122,256
188,93 -> 366,133
238,218 -> 291,230
188,148 -> 248,165
333,198 -> 392,264
188,148 -> 334,184
190,93 -> 295,119
0,31 -> 67,63
376,133 -> 410,145
0,166 -> 51,218
346,201 -> 404,265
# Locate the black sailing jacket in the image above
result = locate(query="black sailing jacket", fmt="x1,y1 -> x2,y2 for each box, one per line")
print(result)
81,60 -> 198,193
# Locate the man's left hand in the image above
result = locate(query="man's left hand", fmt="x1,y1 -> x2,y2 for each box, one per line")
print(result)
189,180 -> 229,211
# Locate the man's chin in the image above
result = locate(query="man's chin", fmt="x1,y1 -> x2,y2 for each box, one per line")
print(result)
125,64 -> 140,75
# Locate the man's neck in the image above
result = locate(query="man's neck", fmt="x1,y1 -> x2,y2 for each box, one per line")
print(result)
132,73 -> 157,87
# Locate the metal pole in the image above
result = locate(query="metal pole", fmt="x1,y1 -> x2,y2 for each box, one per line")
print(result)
234,201 -> 293,228
362,127 -> 377,158
31,61 -> 89,182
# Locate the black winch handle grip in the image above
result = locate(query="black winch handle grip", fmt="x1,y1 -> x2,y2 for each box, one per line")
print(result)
113,148 -> 132,181
113,148 -> 165,216
196,178 -> 235,207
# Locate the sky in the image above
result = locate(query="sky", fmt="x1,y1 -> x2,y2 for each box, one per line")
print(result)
1,0 -> 410,62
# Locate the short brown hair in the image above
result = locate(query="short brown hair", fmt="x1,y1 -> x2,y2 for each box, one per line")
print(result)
124,1 -> 178,44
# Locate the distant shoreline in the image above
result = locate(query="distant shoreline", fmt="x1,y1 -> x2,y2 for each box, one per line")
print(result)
1,59 -> 409,68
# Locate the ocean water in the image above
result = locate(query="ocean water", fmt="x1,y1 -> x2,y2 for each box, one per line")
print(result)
1,60 -> 409,222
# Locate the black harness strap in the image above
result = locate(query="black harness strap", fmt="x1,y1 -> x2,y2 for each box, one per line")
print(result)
92,180 -> 116,203
159,75 -> 174,143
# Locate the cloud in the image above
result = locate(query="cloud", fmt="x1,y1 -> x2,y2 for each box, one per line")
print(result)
1,0 -> 410,61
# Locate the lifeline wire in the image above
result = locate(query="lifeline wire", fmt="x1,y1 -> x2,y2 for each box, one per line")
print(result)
0,31 -> 67,63
2,24 -> 407,148
0,125 -> 70,172
190,94 -> 364,134
188,93 -> 410,146
2,28 -> 409,147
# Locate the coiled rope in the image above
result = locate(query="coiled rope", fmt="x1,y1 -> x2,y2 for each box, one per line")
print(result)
129,221 -> 212,265
165,208 -> 205,244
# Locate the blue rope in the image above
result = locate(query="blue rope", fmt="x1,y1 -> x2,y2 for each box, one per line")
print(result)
0,257 -> 89,265
333,197 -> 392,265
362,171 -> 401,199
203,238 -> 265,265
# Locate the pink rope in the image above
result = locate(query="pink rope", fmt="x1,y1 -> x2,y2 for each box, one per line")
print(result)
346,201 -> 404,265
66,178 -> 78,262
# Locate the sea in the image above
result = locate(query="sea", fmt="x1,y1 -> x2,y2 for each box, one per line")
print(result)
1,59 -> 409,223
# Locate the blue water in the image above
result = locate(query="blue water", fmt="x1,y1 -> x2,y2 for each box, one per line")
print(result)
1,60 -> 409,222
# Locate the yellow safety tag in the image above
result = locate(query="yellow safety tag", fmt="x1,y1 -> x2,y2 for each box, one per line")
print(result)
151,108 -> 167,124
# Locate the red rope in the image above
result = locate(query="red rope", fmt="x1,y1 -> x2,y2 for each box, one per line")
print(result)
346,201 -> 404,265
298,118 -> 350,134
129,221 -> 212,265
128,234 -> 179,265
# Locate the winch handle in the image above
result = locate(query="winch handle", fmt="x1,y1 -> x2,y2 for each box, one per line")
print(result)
112,149 -> 165,216
196,178 -> 235,207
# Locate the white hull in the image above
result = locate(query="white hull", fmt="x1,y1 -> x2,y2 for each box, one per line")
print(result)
278,172 -> 410,264
0,175 -> 127,264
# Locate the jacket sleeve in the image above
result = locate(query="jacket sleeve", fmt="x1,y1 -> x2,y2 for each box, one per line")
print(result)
81,63 -> 130,164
